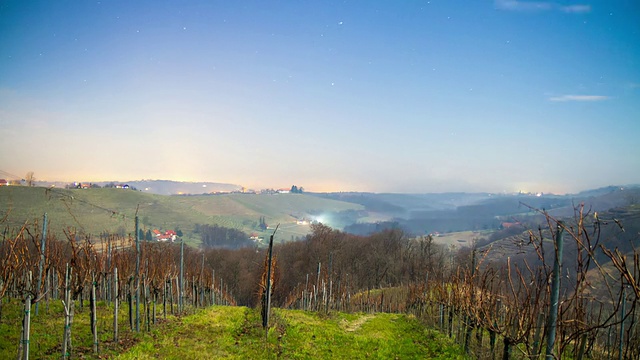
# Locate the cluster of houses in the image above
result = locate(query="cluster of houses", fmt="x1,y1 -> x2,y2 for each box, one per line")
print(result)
213,188 -> 295,195
69,182 -> 131,189
209,186 -> 302,195
0,179 -> 23,186
249,233 -> 264,243
0,179 -> 135,189
153,229 -> 178,242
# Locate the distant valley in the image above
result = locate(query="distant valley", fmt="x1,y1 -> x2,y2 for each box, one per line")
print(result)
2,181 -> 639,249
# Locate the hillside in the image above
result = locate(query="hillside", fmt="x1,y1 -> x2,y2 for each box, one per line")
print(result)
479,205 -> 640,262
0,186 -> 362,245
33,179 -> 242,195
3,185 -> 638,246
119,306 -> 463,359
0,300 -> 463,359
315,186 -> 640,235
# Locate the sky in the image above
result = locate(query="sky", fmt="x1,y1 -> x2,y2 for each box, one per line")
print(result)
0,0 -> 638,194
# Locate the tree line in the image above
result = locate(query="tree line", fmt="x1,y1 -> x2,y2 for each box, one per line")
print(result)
197,224 -> 253,249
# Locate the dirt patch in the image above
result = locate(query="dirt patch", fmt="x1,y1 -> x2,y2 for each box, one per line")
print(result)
341,314 -> 375,332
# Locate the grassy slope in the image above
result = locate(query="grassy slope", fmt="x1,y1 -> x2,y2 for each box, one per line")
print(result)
0,300 -> 463,359
0,187 -> 362,245
119,307 -> 465,359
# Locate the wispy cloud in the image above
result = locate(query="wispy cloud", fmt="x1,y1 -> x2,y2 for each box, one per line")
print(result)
548,95 -> 609,102
495,0 -> 552,12
495,0 -> 591,13
560,5 -> 591,13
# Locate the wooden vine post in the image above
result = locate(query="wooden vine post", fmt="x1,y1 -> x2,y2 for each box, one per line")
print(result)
619,286 -> 626,360
263,224 -> 279,339
179,238 -> 184,313
545,222 -> 564,359
62,264 -> 72,359
20,271 -> 33,360
464,248 -> 477,354
91,273 -> 98,354
35,213 -> 47,316
135,215 -> 140,332
114,267 -> 119,342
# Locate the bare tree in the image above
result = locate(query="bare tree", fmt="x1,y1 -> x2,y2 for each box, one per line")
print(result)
25,172 -> 35,187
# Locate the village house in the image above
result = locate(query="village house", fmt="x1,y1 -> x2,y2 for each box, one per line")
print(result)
154,229 -> 177,242
501,222 -> 522,229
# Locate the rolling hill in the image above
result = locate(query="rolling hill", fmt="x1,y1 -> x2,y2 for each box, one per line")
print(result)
0,186 -> 363,246
3,184 -> 638,246
315,186 -> 640,235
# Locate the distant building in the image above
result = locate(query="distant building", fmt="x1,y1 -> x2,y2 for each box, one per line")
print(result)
154,229 -> 177,242
0,179 -> 7,186
501,222 -> 522,229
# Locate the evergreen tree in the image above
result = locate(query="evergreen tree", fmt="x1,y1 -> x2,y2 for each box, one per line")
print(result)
289,185 -> 304,193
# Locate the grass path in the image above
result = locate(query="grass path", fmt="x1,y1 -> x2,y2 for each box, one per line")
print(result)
340,313 -> 375,332
0,298 -> 464,359
117,307 -> 465,359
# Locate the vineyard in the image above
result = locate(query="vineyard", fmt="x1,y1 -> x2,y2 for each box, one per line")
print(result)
273,209 -> 640,359
1,197 -> 639,358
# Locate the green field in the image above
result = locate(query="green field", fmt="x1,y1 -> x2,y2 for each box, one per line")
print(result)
0,299 -> 463,359
0,186 -> 363,245
119,307 -> 464,359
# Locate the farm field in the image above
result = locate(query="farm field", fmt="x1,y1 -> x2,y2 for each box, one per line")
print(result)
0,186 -> 363,245
431,230 -> 488,248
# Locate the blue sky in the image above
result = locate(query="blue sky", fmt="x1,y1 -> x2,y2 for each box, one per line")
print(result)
1,0 -> 638,193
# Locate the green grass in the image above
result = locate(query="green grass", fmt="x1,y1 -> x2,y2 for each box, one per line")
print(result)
1,297 -> 464,359
0,187 -> 362,245
118,307 -> 465,359
0,297 -> 143,359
